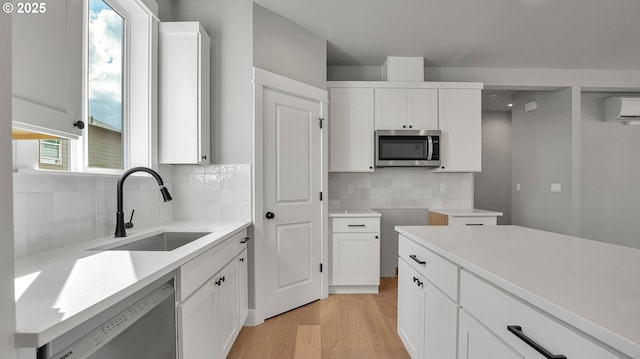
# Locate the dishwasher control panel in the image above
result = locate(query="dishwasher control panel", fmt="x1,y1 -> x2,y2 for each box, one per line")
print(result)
49,283 -> 174,359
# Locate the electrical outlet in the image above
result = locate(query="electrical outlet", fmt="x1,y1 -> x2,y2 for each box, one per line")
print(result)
440,184 -> 446,193
551,183 -> 562,193
347,185 -> 354,194
516,183 -> 521,192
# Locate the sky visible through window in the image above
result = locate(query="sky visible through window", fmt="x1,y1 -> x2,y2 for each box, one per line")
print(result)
88,0 -> 123,131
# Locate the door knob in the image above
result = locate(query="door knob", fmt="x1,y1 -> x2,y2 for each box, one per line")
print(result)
265,212 -> 275,219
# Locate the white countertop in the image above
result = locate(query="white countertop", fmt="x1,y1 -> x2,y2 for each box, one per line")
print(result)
14,220 -> 251,348
329,210 -> 381,218
429,208 -> 503,217
395,225 -> 640,358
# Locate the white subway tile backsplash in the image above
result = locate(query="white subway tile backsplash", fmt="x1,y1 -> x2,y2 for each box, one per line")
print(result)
54,192 -> 78,221
329,170 -> 473,211
14,164 -> 250,258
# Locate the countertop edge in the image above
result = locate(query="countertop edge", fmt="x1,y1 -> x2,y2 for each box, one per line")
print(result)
429,208 -> 504,217
395,226 -> 640,359
15,220 -> 252,348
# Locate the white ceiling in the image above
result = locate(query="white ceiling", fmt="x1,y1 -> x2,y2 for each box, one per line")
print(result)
254,0 -> 640,70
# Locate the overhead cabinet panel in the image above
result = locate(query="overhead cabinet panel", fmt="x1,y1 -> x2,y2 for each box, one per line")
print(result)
329,88 -> 375,172
159,22 -> 211,164
12,0 -> 83,139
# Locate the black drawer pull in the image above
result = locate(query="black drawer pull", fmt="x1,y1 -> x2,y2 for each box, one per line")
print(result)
409,254 -> 426,265
466,223 -> 484,226
240,236 -> 250,243
507,326 -> 566,359
348,224 -> 366,227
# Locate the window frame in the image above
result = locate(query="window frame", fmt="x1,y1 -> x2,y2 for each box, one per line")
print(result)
82,0 -> 129,173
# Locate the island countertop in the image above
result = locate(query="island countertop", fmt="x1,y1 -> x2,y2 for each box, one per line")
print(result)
395,225 -> 640,358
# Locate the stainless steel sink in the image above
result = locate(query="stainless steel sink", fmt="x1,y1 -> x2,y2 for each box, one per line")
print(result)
98,232 -> 211,251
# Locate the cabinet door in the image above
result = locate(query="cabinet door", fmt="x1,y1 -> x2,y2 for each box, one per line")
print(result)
237,249 -> 248,327
458,310 -> 524,359
397,259 -> 425,359
438,89 -> 481,172
332,233 -> 380,285
407,89 -> 438,130
214,260 -> 239,359
425,281 -> 458,359
177,281 -> 216,359
375,88 -> 407,129
329,88 -> 375,172
12,0 -> 83,139
159,23 -> 211,164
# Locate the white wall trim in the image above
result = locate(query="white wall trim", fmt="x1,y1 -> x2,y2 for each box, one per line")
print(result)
253,67 -> 328,102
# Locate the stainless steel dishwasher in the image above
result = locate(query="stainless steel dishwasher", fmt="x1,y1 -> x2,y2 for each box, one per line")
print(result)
37,277 -> 176,359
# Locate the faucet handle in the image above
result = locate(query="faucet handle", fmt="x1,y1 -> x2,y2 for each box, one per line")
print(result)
125,209 -> 135,229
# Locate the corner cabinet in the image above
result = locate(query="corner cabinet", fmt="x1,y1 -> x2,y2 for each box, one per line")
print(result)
159,22 -> 211,164
176,228 -> 249,359
12,0 -> 84,138
329,88 -> 375,172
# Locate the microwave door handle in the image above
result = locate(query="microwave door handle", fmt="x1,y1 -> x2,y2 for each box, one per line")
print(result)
427,136 -> 434,161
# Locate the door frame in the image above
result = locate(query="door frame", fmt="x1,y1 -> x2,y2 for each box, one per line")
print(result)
251,67 -> 329,326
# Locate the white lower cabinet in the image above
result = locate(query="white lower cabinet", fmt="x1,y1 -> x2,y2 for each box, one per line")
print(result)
458,309 -> 524,359
397,234 -> 627,359
330,214 -> 381,293
397,258 -> 457,359
177,229 -> 249,359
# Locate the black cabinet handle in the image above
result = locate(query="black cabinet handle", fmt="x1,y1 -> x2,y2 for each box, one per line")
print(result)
375,235 -> 379,239
265,212 -> 275,219
348,224 -> 366,227
417,280 -> 423,287
402,125 -> 406,128
202,155 -> 207,160
221,276 -> 225,283
240,236 -> 250,243
239,257 -> 244,262
215,279 -> 221,286
466,223 -> 484,226
409,254 -> 426,265
413,276 -> 418,282
409,125 -> 413,128
507,326 -> 566,359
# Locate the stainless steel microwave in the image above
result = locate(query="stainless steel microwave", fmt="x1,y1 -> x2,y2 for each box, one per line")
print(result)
375,130 -> 441,167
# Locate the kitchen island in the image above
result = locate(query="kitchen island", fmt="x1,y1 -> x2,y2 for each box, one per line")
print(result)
395,225 -> 640,359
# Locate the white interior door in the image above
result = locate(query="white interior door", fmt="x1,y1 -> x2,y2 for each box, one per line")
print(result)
263,88 -> 322,319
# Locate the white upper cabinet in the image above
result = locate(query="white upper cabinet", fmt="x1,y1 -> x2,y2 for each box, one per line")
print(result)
437,88 -> 481,172
159,22 -> 211,164
375,88 -> 438,130
375,88 -> 407,129
329,88 -> 375,172
12,0 -> 84,139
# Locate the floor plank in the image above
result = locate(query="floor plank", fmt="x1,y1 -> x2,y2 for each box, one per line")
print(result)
227,278 -> 410,359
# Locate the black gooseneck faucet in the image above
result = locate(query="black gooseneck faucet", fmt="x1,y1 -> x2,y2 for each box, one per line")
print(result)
115,166 -> 172,237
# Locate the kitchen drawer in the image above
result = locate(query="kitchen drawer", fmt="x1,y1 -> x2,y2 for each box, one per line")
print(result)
237,228 -> 249,251
447,216 -> 496,226
398,235 -> 458,301
460,270 -> 624,359
177,234 -> 238,301
332,217 -> 380,233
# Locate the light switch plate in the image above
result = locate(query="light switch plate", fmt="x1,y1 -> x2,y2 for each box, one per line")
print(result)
551,183 -> 562,192
516,184 -> 521,192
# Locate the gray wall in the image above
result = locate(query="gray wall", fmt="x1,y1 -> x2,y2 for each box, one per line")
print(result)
1,11 -> 17,359
580,92 -> 640,248
379,209 -> 430,277
475,111 -> 512,225
511,89 -> 574,235
253,4 -> 327,89
174,0 -> 254,164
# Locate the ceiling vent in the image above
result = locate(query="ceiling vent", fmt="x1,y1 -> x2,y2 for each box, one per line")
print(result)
604,97 -> 640,125
382,56 -> 424,82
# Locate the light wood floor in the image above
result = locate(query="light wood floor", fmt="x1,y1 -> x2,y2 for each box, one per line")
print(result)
227,278 -> 410,359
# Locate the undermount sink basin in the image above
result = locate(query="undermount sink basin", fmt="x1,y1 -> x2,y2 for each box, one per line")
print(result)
97,232 -> 211,251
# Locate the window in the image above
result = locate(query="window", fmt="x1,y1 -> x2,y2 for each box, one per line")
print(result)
87,0 -> 125,170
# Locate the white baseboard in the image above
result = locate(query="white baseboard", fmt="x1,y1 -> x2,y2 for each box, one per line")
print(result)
329,285 -> 379,294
